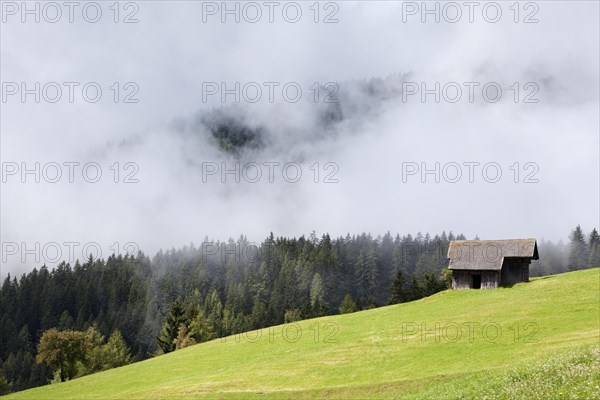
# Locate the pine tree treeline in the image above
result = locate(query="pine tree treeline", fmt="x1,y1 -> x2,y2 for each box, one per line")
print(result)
567,226 -> 600,271
0,231 -> 455,392
529,225 -> 600,276
0,226 -> 597,394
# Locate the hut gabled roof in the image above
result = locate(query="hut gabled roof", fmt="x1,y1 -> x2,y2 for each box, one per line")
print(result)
447,239 -> 538,271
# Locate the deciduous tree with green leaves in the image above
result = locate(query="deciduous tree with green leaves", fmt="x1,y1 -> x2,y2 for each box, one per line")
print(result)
173,324 -> 196,350
35,328 -> 89,382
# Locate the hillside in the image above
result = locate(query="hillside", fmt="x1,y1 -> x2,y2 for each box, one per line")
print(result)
5,268 -> 599,399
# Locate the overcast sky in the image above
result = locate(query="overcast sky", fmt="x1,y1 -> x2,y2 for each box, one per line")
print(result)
1,1 -> 599,276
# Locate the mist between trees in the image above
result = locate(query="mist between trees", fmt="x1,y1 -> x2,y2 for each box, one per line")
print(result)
0,225 -> 597,394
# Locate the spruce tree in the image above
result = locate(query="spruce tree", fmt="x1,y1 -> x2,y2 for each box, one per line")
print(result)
309,273 -> 325,309
365,246 -> 378,307
189,311 -> 215,343
588,228 -> 600,247
339,294 -> 358,314
390,247 -> 403,278
354,251 -> 367,306
156,300 -> 188,354
0,372 -> 11,395
388,271 -> 406,304
408,275 -> 422,301
104,330 -> 131,368
588,229 -> 600,267
568,225 -> 589,270
422,273 -> 443,296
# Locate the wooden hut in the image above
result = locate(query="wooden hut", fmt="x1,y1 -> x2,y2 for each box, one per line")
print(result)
447,239 -> 539,290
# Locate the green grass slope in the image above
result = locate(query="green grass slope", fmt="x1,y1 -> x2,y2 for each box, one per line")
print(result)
6,269 -> 599,400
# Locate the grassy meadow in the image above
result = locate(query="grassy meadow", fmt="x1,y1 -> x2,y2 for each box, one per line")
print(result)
5,268 -> 599,399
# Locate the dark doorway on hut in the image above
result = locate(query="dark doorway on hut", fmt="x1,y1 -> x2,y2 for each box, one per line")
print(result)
472,274 -> 481,289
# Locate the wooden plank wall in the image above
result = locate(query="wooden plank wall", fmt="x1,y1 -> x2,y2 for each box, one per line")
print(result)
451,271 -> 499,290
